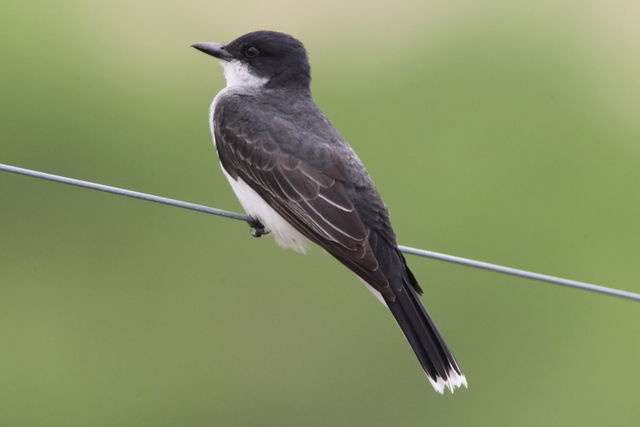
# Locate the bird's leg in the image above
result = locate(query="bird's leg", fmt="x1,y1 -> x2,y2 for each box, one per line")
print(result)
247,217 -> 269,238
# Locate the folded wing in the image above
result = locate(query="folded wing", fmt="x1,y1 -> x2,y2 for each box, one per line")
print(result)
214,99 -> 394,299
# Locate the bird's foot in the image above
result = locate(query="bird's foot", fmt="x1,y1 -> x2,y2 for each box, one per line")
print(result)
248,217 -> 269,238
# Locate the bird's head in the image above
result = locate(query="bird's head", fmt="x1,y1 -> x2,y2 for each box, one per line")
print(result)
192,31 -> 311,91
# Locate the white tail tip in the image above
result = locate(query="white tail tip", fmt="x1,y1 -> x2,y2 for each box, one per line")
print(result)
428,368 -> 468,394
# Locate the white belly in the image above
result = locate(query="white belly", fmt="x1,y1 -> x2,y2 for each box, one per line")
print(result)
221,167 -> 310,253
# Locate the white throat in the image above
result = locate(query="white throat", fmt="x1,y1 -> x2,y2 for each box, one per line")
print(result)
219,59 -> 268,88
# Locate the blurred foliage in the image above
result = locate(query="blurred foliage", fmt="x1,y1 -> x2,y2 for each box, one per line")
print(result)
1,1 -> 639,426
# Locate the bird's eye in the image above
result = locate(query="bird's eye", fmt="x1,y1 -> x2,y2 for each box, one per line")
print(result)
245,46 -> 260,58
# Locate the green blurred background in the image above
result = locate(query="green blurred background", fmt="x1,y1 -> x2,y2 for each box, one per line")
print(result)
1,1 -> 639,426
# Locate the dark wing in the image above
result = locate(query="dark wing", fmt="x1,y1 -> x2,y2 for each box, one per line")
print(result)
214,96 -> 394,299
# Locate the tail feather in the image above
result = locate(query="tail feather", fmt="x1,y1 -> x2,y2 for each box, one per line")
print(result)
386,279 -> 467,394
360,230 -> 465,393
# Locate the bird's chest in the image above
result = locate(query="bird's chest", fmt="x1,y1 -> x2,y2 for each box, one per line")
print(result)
209,89 -> 231,147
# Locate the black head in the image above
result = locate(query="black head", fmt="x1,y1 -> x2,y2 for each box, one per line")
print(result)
192,31 -> 311,90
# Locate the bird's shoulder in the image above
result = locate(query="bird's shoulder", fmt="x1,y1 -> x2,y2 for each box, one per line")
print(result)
214,90 -> 352,181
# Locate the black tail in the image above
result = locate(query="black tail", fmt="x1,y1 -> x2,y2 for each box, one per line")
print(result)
385,272 -> 467,394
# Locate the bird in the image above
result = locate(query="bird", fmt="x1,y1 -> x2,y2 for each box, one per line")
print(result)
192,30 -> 467,394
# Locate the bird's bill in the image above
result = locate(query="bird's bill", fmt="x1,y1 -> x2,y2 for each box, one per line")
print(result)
191,42 -> 233,60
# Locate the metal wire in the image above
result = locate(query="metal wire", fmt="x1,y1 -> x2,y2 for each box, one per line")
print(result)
397,246 -> 640,301
0,163 -> 247,221
2,162 -> 639,302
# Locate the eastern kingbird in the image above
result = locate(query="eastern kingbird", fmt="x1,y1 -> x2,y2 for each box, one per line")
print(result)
192,31 -> 467,394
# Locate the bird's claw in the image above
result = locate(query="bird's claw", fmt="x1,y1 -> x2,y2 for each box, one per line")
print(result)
248,218 -> 269,238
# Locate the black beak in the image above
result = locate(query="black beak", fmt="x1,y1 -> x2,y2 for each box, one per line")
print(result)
191,42 -> 233,60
